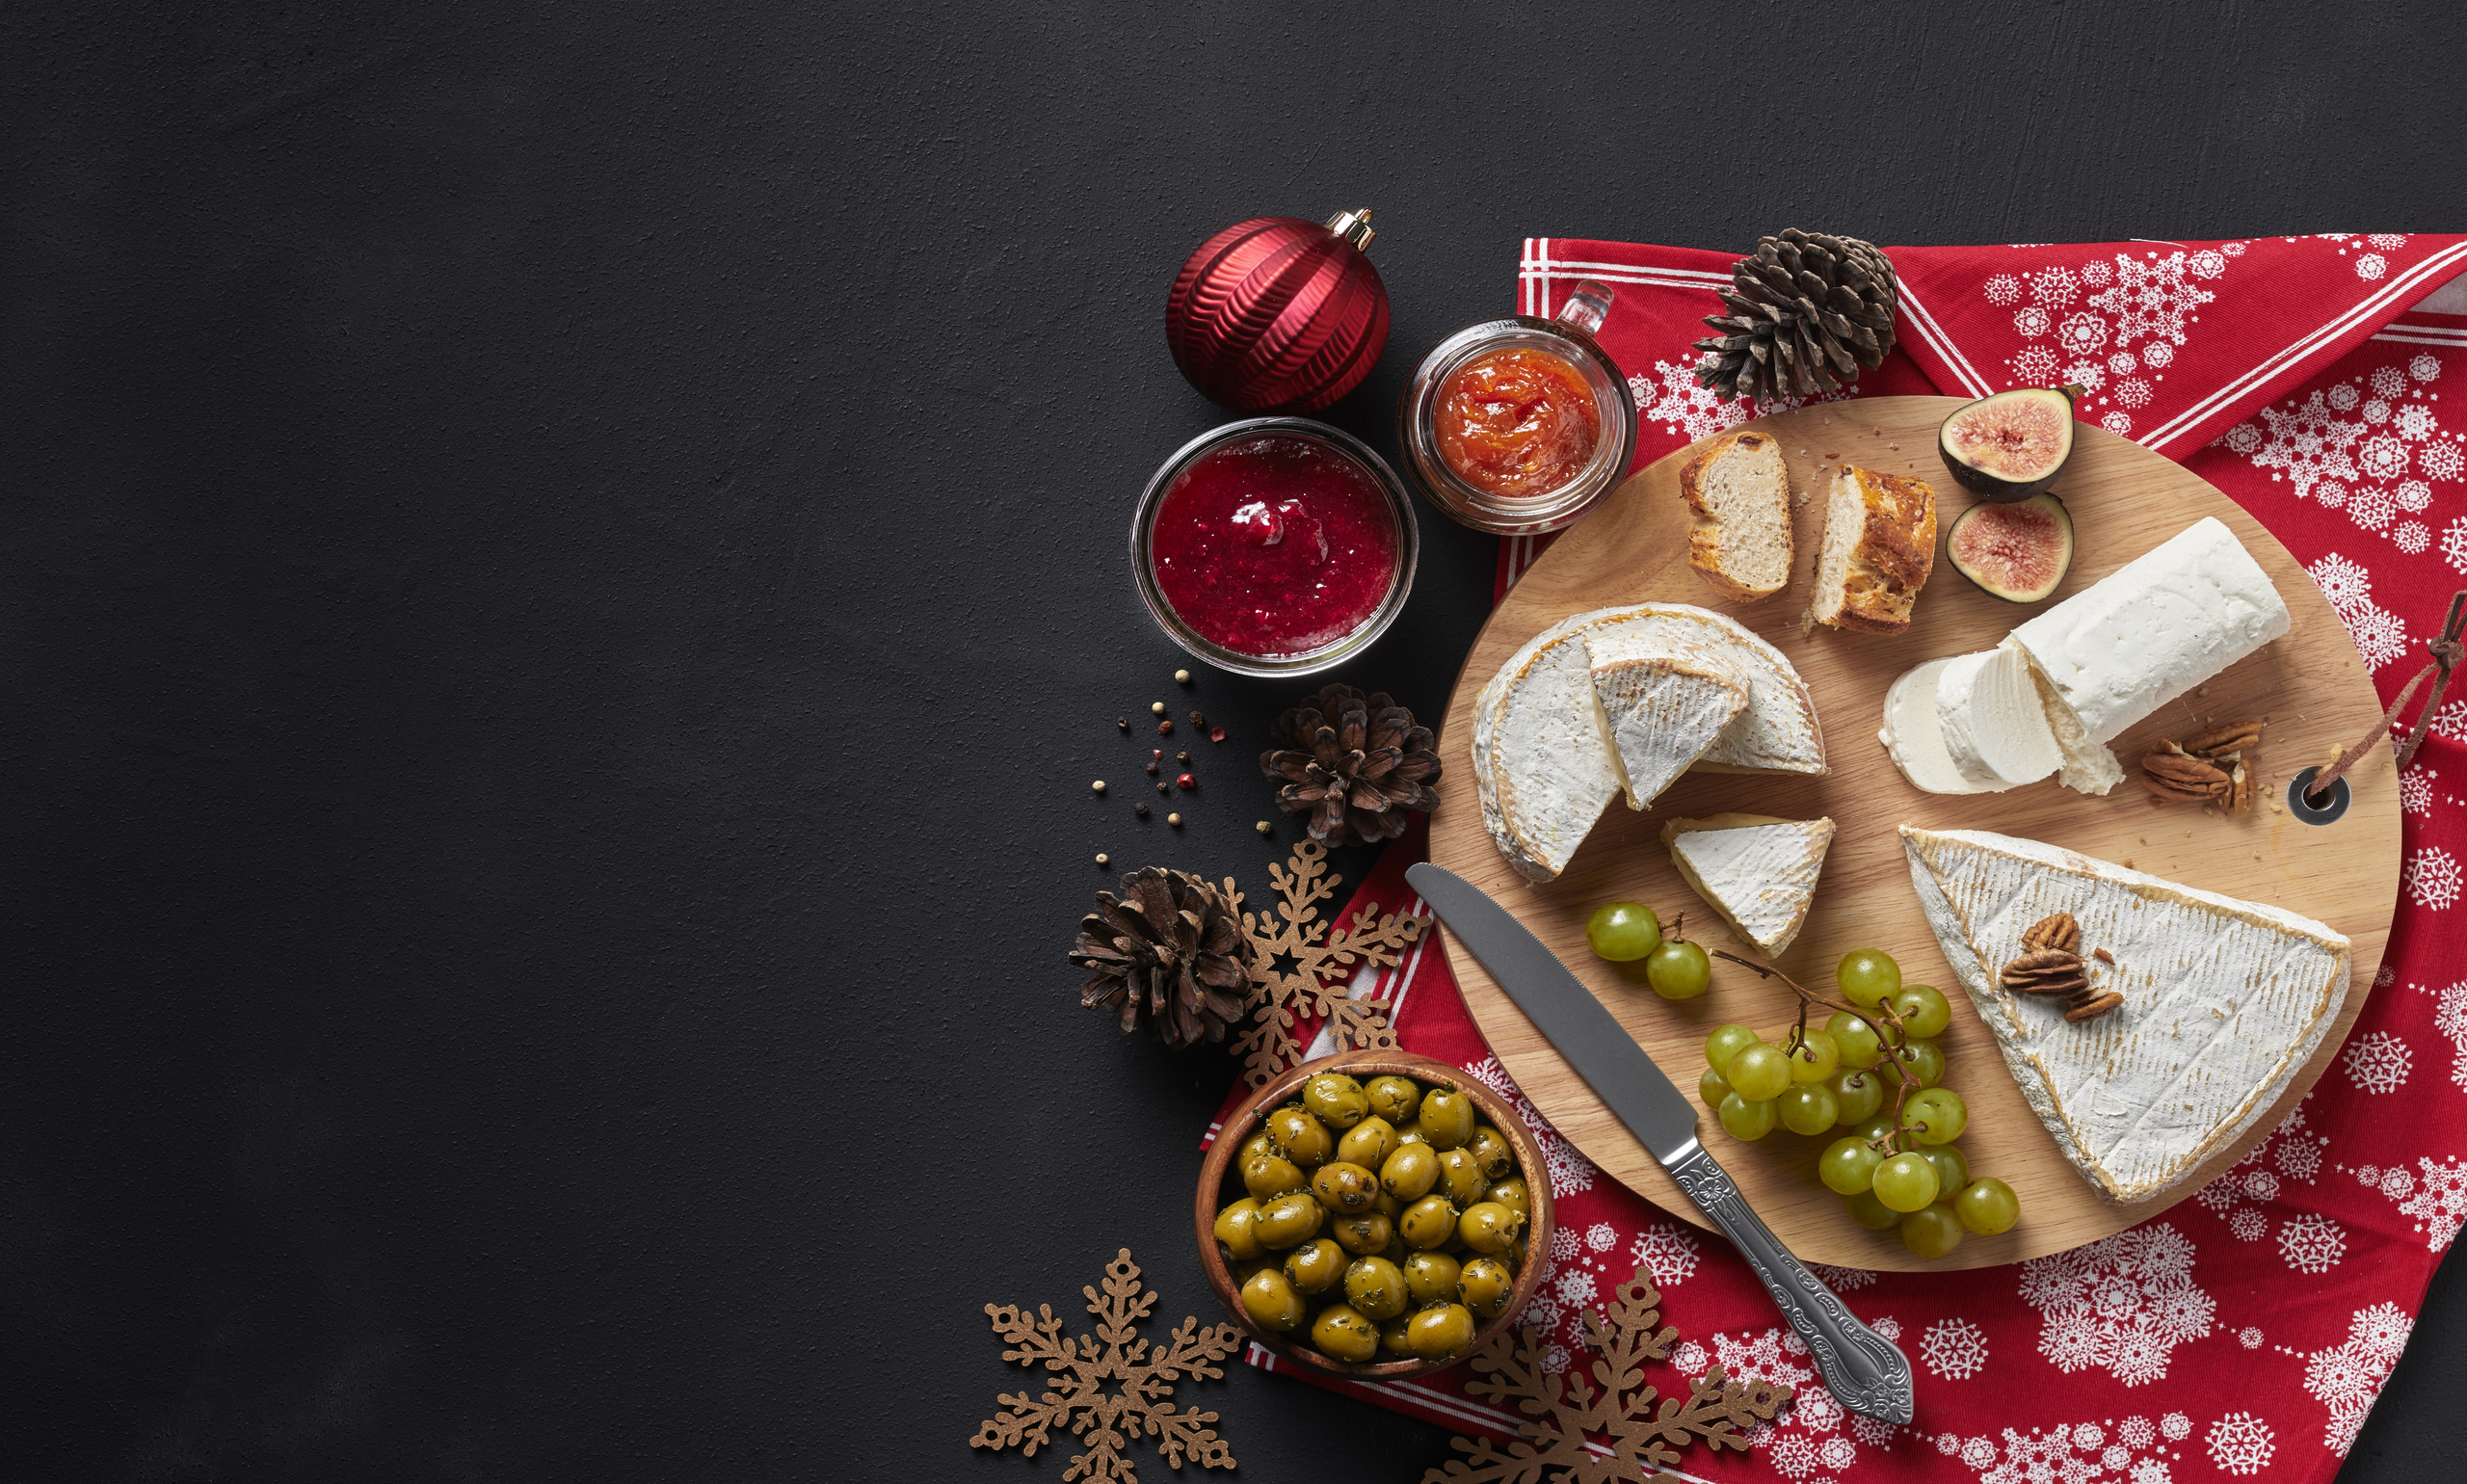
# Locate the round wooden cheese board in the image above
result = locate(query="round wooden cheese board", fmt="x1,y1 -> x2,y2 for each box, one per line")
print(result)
1428,396 -> 2401,1270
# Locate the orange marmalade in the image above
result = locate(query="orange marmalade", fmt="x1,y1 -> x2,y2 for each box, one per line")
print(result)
1433,347 -> 1601,498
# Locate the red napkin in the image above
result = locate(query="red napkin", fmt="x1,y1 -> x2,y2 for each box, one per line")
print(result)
1212,233 -> 2467,1484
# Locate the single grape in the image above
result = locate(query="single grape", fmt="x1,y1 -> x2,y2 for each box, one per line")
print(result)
1784,1027 -> 1841,1082
1954,1177 -> 2020,1234
1819,1135 -> 1883,1194
1887,984 -> 1952,1039
1717,1092 -> 1778,1141
1923,1144 -> 1970,1196
1843,1188 -> 1901,1231
1884,1038 -> 1945,1087
1703,1023 -> 1759,1077
1644,940 -> 1711,1000
1871,1151 -> 1940,1212
1906,1087 -> 1969,1145
1899,1202 -> 1965,1258
1585,901 -> 1662,962
1777,1082 -> 1839,1135
1697,1066 -> 1732,1109
1837,948 -> 1901,1007
1848,1112 -> 1896,1145
1824,1011 -> 1884,1070
1726,1043 -> 1791,1101
1828,1069 -> 1885,1126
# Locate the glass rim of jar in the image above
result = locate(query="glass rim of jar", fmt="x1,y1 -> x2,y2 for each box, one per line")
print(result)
1129,416 -> 1421,678
1396,317 -> 1638,536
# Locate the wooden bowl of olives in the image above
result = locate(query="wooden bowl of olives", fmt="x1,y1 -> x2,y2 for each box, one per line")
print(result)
1194,1049 -> 1555,1380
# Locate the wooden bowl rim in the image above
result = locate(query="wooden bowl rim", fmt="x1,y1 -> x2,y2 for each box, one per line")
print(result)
1192,1048 -> 1557,1381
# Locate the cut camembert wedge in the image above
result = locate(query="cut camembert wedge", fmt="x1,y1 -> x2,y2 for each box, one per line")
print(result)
1899,826 -> 2351,1203
1585,624 -> 1748,809
1662,813 -> 1835,956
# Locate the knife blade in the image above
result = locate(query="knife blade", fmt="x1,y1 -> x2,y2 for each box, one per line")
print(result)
1407,861 -> 1915,1425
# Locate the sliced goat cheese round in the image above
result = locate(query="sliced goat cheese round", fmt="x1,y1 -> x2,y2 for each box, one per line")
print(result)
1880,656 -> 1995,795
1935,647 -> 2063,790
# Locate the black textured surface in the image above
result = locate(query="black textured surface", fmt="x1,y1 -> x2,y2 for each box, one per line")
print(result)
1,3 -> 2461,1479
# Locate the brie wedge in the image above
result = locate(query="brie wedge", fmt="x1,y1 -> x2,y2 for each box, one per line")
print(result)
1879,656 -> 1995,795
1662,813 -> 1835,955
1473,613 -> 1627,883
1590,605 -> 1828,776
1934,646 -> 2064,791
2008,516 -> 2291,745
1899,826 -> 2350,1203
1585,624 -> 1749,808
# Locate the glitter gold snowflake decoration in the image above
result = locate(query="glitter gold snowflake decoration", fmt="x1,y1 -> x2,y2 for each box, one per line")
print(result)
1227,838 -> 1427,1088
969,1250 -> 1239,1484
1423,1268 -> 1789,1484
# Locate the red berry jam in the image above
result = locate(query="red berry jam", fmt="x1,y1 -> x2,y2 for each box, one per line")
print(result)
1149,436 -> 1401,657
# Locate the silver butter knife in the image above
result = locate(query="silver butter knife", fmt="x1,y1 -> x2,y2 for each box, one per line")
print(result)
1407,861 -> 1915,1424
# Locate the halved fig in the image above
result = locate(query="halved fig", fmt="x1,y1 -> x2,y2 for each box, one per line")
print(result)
1938,385 -> 2080,501
1947,492 -> 2074,603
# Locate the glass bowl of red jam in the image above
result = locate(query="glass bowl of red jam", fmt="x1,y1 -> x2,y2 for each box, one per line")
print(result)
1396,278 -> 1636,535
1133,418 -> 1419,676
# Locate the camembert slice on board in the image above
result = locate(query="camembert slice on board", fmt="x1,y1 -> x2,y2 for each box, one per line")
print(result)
1899,826 -> 2351,1203
1472,613 -> 1626,883
1587,604 -> 1828,777
1584,625 -> 1749,809
1662,813 -> 1836,956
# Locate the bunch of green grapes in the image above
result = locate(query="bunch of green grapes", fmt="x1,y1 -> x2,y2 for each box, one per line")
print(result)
1585,901 -> 1710,1001
1696,947 -> 2020,1259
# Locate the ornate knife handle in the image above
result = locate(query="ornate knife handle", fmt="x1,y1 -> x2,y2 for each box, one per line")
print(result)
1664,1140 -> 1914,1424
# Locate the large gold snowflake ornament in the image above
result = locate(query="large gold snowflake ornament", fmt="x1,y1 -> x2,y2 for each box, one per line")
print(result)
1226,839 -> 1427,1088
969,1250 -> 1240,1483
1425,1269 -> 1791,1484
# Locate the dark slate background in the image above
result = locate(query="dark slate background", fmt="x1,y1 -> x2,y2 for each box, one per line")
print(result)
2,2 -> 2459,1478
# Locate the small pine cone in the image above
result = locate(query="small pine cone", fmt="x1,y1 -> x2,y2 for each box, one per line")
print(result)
1692,228 -> 1899,405
1069,867 -> 1253,1048
2021,913 -> 2082,955
1259,684 -> 1442,847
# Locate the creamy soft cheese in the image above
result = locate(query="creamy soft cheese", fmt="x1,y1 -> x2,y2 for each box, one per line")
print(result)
2007,517 -> 2291,744
1879,656 -> 1995,795
2008,639 -> 2126,795
1586,606 -> 1827,776
1584,624 -> 1748,809
1473,611 -> 1630,882
1899,825 -> 2350,1203
1935,646 -> 2064,790
1663,813 -> 1834,955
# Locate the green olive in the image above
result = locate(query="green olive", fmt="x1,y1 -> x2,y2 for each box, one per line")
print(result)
1254,1191 -> 1325,1250
1336,1116 -> 1399,1171
1311,1161 -> 1379,1215
1365,1075 -> 1422,1125
1406,1302 -> 1478,1360
1457,1201 -> 1525,1255
1372,1190 -> 1405,1221
1262,1106 -> 1332,1167
1377,1312 -> 1417,1357
1236,1128 -> 1277,1167
1213,1197 -> 1265,1260
1457,1257 -> 1514,1318
1311,1302 -> 1380,1362
1435,1147 -> 1489,1206
1486,1177 -> 1531,1218
1232,1253 -> 1279,1284
1379,1142 -> 1441,1201
1331,1211 -> 1393,1256
1241,1153 -> 1308,1202
1302,1073 -> 1370,1129
1400,1250 -> 1463,1306
1393,1120 -> 1430,1148
1284,1237 -> 1345,1294
1463,1125 -> 1515,1180
1240,1268 -> 1306,1332
1419,1087 -> 1477,1151
1342,1256 -> 1409,1320
1400,1194 -> 1460,1250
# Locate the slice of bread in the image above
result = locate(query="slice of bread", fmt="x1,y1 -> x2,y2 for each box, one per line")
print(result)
1681,430 -> 1792,602
1813,464 -> 1936,634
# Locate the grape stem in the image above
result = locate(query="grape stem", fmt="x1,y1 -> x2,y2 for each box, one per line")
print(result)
1710,949 -> 1926,1153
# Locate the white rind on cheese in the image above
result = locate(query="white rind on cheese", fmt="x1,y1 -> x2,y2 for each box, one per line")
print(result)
1879,656 -> 1996,795
1599,605 -> 1828,777
1585,624 -> 1749,809
1934,647 -> 2063,790
1663,813 -> 1835,955
2007,516 -> 2292,745
1899,825 -> 2350,1204
1473,614 -> 1626,882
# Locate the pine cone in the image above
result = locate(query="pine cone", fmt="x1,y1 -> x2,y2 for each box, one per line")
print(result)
1070,867 -> 1252,1048
1692,229 -> 1899,404
1259,684 -> 1442,846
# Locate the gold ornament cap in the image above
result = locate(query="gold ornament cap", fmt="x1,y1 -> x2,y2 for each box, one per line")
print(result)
1323,207 -> 1375,252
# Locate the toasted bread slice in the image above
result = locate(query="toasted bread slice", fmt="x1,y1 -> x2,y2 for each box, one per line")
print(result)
1682,430 -> 1792,602
1813,464 -> 1936,634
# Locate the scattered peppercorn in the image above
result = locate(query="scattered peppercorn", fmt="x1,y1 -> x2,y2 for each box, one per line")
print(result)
1256,821 -> 1272,835
1174,669 -> 1191,684
1146,759 -> 1159,775
1188,710 -> 1206,728
1115,717 -> 1128,731
1155,781 -> 1169,793
1152,702 -> 1167,715
1176,751 -> 1190,763
1167,812 -> 1182,826
1157,720 -> 1174,735
1209,727 -> 1227,743
1095,853 -> 1110,866
1178,773 -> 1197,789
1135,803 -> 1150,817
1091,780 -> 1106,794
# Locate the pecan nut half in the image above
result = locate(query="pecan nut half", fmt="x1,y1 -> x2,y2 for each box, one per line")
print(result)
2140,742 -> 2233,804
2065,991 -> 2127,1022
2021,912 -> 2082,955
2183,718 -> 2265,761
2001,947 -> 2089,999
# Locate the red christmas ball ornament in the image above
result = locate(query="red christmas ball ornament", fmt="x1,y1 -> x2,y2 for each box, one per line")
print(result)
1165,208 -> 1390,414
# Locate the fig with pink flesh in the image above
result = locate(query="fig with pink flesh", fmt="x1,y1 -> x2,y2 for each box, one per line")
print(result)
1947,492 -> 2074,603
1938,385 -> 2079,501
